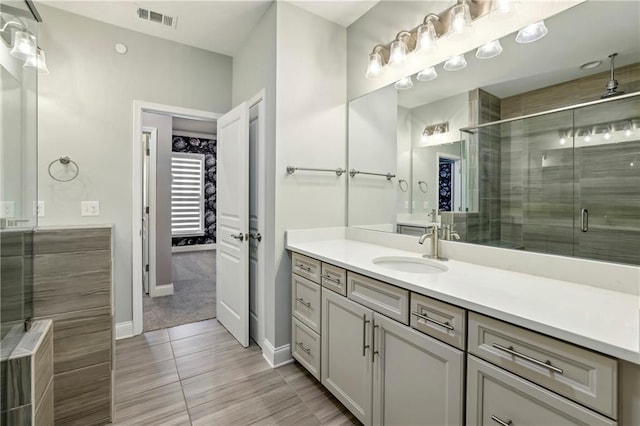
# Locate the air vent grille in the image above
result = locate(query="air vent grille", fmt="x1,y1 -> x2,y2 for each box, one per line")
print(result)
136,8 -> 178,29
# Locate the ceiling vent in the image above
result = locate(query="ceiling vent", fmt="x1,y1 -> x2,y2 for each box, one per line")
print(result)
136,8 -> 178,29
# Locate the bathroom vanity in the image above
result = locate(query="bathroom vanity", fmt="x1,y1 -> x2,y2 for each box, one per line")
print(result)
287,228 -> 639,426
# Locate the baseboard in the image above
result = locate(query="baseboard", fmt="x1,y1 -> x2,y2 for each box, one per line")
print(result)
172,244 -> 216,253
151,283 -> 174,297
262,339 -> 293,368
115,321 -> 134,340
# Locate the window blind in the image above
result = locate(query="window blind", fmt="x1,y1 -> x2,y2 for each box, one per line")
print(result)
171,152 -> 205,237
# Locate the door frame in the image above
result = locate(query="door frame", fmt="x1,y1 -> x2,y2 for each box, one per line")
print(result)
142,127 -> 157,296
436,152 -> 462,212
131,100 -> 222,336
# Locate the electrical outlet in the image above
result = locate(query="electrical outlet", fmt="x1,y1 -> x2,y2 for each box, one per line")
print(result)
1,201 -> 15,218
37,201 -> 45,217
81,201 -> 100,216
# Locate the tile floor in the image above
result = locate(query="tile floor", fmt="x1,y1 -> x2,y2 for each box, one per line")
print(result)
113,319 -> 361,425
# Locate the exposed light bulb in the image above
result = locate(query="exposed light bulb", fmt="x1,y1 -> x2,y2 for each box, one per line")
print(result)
365,52 -> 383,79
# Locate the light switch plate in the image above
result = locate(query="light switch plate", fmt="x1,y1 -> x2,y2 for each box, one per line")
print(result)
1,201 -> 15,218
81,201 -> 100,216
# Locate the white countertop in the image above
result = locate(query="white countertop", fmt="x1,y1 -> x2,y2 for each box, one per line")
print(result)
287,237 -> 640,364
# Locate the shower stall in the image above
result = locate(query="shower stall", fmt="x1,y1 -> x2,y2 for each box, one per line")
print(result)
1,0 -> 40,414
461,92 -> 640,266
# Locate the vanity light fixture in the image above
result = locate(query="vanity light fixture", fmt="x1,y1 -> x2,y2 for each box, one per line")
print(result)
584,130 -> 592,142
394,76 -> 414,90
10,30 -> 36,60
448,0 -> 473,37
389,31 -> 411,67
492,0 -> 519,14
365,45 -> 387,79
476,40 -> 503,59
422,122 -> 449,140
604,127 -> 612,140
415,14 -> 440,55
516,20 -> 548,44
417,66 -> 438,82
444,53 -> 467,71
23,47 -> 49,74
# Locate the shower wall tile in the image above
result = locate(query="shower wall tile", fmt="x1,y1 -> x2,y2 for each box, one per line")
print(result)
34,325 -> 53,408
33,250 -> 111,317
4,355 -> 31,410
34,378 -> 53,426
33,228 -> 110,255
51,307 -> 112,374
53,362 -> 111,426
1,404 -> 32,425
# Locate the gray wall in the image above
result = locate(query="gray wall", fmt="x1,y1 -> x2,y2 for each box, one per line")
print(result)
37,5 -> 233,324
142,112 -> 172,288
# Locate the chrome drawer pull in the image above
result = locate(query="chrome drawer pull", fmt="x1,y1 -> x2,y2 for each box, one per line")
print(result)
492,343 -> 564,374
323,275 -> 341,284
362,314 -> 370,357
411,311 -> 454,331
491,415 -> 512,426
296,341 -> 311,355
296,263 -> 312,272
296,297 -> 311,308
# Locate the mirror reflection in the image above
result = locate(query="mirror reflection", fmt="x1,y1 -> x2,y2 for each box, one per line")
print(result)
347,1 -> 640,265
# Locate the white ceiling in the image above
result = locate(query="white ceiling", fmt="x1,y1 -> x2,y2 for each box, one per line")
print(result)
398,1 -> 640,108
39,0 -> 380,56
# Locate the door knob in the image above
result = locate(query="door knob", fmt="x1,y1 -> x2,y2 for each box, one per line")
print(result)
230,232 -> 245,241
249,232 -> 262,242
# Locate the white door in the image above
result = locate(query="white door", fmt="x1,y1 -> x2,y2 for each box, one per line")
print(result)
248,103 -> 261,346
216,102 -> 250,347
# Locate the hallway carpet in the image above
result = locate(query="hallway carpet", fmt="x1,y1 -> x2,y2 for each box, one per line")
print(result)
143,251 -> 216,332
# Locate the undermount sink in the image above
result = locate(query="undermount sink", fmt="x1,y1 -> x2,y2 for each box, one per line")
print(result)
372,256 -> 448,274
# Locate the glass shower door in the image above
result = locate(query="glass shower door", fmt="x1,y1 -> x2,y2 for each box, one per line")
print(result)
573,95 -> 640,265
1,0 -> 38,344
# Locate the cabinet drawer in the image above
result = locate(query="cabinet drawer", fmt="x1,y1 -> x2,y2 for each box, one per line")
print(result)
292,317 -> 321,380
347,272 -> 409,324
467,355 -> 616,426
292,252 -> 321,284
321,263 -> 346,296
410,293 -> 466,350
291,274 -> 321,333
469,312 -> 617,418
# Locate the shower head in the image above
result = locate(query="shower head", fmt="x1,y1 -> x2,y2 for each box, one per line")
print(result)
601,53 -> 625,99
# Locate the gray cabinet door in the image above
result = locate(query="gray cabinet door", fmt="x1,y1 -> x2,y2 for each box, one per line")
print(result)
467,355 -> 616,426
372,313 -> 464,426
321,290 -> 373,425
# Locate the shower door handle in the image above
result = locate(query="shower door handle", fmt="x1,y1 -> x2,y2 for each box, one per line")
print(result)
580,209 -> 588,232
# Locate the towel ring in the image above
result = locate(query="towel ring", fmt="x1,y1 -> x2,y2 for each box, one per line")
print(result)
418,180 -> 428,193
48,156 -> 80,182
398,179 -> 408,192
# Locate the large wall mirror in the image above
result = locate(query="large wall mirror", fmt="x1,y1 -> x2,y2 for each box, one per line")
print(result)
347,1 -> 640,265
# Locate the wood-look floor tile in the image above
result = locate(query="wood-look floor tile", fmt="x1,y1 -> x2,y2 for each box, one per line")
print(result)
167,319 -> 219,341
181,354 -> 272,409
175,341 -> 260,380
248,400 -> 320,426
115,329 -> 169,356
188,369 -> 300,425
115,341 -> 174,372
115,358 -> 179,404
113,381 -> 189,425
170,328 -> 237,358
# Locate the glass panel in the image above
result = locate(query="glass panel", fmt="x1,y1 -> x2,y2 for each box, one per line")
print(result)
1,0 -> 38,358
573,95 -> 640,265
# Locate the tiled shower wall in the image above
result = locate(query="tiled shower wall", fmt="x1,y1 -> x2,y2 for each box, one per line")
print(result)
33,227 -> 113,425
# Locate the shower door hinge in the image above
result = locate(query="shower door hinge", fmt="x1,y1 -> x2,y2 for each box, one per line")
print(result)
145,264 -> 149,272
145,206 -> 149,214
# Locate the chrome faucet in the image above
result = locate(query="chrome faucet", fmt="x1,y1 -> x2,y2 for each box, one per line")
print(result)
418,225 -> 447,261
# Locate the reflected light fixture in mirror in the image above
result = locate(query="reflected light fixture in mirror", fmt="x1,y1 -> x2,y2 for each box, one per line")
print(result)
365,45 -> 386,79
516,20 -> 548,43
416,14 -> 440,55
448,0 -> 472,36
476,40 -> 503,59
10,30 -> 36,60
493,0 -> 519,15
417,66 -> 438,82
444,53 -> 467,71
389,31 -> 411,66
23,47 -> 49,74
394,76 -> 414,90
